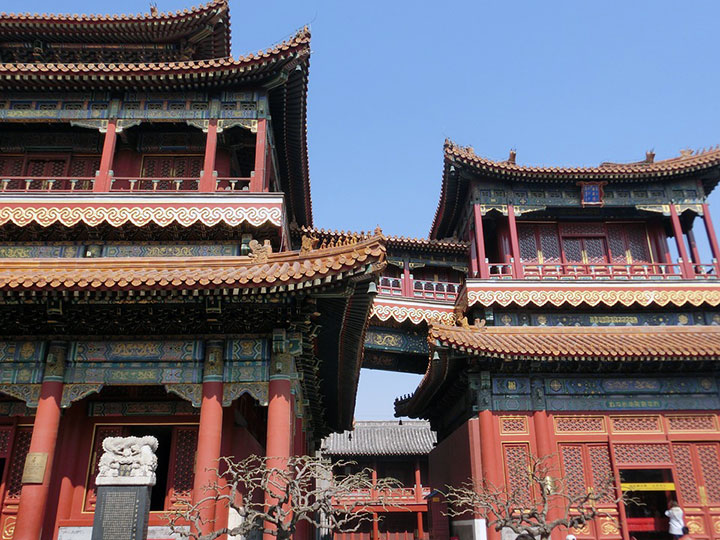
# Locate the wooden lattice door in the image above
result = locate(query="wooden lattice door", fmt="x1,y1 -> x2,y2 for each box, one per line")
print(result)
672,441 -> 720,540
0,427 -> 32,540
141,155 -> 203,190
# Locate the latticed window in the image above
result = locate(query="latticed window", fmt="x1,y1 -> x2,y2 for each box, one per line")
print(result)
559,443 -> 615,504
503,443 -> 531,504
3,428 -> 32,503
670,442 -> 720,506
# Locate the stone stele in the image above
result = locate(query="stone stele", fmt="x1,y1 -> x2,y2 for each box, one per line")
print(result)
95,436 -> 159,486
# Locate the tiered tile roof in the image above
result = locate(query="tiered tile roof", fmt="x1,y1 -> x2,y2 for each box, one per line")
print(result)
429,323 -> 720,361
0,0 -> 231,60
321,420 -> 436,456
0,27 -> 310,90
0,234 -> 385,293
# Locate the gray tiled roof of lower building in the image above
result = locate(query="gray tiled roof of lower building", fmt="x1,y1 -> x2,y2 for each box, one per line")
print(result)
321,420 -> 436,456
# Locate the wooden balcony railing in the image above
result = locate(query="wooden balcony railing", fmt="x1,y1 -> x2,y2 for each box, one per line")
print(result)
484,260 -> 720,280
0,176 -> 253,193
333,486 -> 430,506
378,277 -> 460,301
1,177 -> 95,192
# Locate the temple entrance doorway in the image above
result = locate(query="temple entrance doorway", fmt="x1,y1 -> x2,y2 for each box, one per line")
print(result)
620,468 -> 675,540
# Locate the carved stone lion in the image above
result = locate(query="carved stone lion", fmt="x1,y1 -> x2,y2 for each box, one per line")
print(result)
96,435 -> 159,486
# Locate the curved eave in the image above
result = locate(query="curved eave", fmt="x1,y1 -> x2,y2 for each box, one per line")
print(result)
292,226 -> 469,256
0,234 -> 385,293
446,141 -> 720,186
269,53 -> 312,227
0,0 -> 231,58
0,30 -> 310,91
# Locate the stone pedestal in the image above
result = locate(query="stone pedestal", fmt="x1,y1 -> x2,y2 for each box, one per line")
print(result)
91,436 -> 159,540
92,486 -> 152,540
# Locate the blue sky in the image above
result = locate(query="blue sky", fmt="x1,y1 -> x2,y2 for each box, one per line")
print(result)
20,0 -> 720,419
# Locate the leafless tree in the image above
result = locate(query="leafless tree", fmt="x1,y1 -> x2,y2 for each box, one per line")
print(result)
169,454 -> 403,540
443,454 -> 625,540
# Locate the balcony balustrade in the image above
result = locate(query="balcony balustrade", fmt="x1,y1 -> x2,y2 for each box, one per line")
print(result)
378,276 -> 460,301
333,486 -> 431,506
0,175 -> 253,193
1,177 -> 95,192
484,260 -> 720,280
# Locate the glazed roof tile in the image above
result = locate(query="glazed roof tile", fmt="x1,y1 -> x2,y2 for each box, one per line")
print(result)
294,226 -> 468,255
395,323 -> 720,418
0,28 -> 310,90
0,0 -> 231,58
0,0 -> 226,22
0,235 -> 385,292
429,323 -> 720,360
321,421 -> 436,456
445,140 -> 720,180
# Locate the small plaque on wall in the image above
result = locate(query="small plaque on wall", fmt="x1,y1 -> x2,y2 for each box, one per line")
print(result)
21,452 -> 48,484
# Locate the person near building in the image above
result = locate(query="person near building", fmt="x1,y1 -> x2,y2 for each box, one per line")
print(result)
665,501 -> 686,540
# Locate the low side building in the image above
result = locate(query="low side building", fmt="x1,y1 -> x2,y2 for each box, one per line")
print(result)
321,421 -> 437,540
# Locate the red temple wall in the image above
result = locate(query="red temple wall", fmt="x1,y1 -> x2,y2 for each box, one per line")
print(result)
429,418 -> 481,492
468,410 -> 720,540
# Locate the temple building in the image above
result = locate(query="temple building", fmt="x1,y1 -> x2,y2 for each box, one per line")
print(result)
1,2 -> 720,540
321,421 -> 436,540
0,2 -> 385,539
393,141 -> 720,540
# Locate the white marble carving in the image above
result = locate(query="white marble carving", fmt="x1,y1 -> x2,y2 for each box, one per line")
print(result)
95,436 -> 159,486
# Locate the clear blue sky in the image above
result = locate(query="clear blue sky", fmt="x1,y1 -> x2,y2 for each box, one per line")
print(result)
19,0 -> 720,419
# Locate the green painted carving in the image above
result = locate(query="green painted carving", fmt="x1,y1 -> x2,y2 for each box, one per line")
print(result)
222,382 -> 269,407
61,384 -> 103,408
165,384 -> 202,408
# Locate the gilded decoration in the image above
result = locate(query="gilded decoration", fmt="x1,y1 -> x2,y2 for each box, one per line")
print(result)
60,384 -> 103,408
88,401 -> 198,416
686,516 -> 705,535
0,341 -> 45,363
599,518 -> 620,535
467,288 -> 720,308
222,382 -> 269,406
70,341 -> 203,363
371,304 -> 456,326
0,384 -> 40,407
0,204 -> 283,228
364,329 -> 429,355
165,384 -> 202,407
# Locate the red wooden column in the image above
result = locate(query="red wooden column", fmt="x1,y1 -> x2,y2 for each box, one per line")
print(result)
15,342 -> 67,540
213,406 -> 236,534
93,119 -> 117,192
417,511 -> 425,540
251,118 -> 268,192
263,351 -> 294,540
478,410 -> 501,540
199,119 -> 219,192
192,340 -> 225,534
402,260 -> 412,297
507,205 -> 523,278
414,458 -> 422,502
473,204 -> 490,278
686,229 -> 701,264
702,203 -> 720,273
669,204 -> 692,278
533,411 -> 562,540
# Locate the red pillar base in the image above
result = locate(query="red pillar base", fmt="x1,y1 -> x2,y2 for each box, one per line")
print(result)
14,380 -> 63,540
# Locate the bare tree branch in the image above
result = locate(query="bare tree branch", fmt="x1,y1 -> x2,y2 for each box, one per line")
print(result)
168,454 -> 404,540
443,454 -> 628,540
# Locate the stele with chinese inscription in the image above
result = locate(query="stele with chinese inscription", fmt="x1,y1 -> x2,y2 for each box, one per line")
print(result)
96,436 -> 158,486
